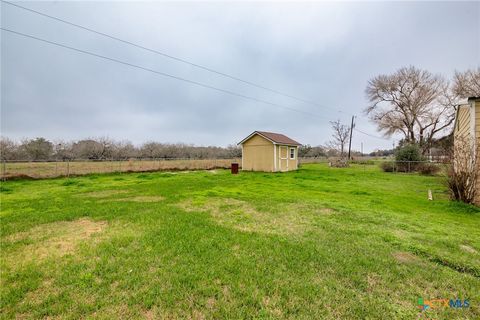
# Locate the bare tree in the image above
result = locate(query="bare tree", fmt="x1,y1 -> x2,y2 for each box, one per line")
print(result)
53,141 -> 74,160
71,137 -> 114,160
453,68 -> 480,98
365,66 -> 456,154
327,120 -> 350,158
0,137 -> 18,160
113,141 -> 136,160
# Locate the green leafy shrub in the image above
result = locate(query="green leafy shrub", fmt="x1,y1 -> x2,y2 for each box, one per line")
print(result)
395,144 -> 424,172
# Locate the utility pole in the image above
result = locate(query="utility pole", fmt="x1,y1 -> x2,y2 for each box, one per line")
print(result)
347,115 -> 356,160
361,142 -> 363,156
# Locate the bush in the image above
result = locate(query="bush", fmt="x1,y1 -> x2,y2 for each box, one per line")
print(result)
351,159 -> 375,165
417,163 -> 440,175
329,158 -> 349,168
395,144 -> 425,172
395,144 -> 424,162
380,162 -> 395,172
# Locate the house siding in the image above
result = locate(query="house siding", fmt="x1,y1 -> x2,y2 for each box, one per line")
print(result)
454,106 -> 471,140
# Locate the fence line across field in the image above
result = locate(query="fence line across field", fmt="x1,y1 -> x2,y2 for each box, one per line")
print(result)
1,158 -> 242,179
1,157 -> 449,179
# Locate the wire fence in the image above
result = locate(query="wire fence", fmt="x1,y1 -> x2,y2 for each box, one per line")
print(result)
0,158 -> 241,180
0,157 -> 451,180
299,157 -> 450,174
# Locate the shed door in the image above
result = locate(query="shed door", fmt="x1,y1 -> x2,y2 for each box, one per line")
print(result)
279,146 -> 288,171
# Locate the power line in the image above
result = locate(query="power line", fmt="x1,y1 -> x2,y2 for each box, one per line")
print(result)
354,128 -> 390,141
1,27 -> 334,120
2,0 -> 341,113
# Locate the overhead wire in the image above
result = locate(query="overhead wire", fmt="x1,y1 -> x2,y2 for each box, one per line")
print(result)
2,0 -> 341,113
1,27 -> 333,120
2,0 -> 392,143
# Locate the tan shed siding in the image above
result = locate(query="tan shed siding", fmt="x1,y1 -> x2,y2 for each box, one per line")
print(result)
287,146 -> 298,170
242,134 -> 274,172
275,145 -> 279,170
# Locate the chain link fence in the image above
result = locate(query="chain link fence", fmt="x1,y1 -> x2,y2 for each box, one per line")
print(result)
1,157 -> 450,180
299,157 -> 450,174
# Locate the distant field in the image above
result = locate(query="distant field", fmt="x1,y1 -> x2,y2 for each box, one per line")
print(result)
1,158 -> 241,179
1,164 -> 479,319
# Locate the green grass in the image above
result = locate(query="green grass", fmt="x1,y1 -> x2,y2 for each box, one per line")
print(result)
1,164 -> 479,319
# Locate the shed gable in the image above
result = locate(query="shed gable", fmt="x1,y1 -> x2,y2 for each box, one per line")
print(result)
242,133 -> 274,146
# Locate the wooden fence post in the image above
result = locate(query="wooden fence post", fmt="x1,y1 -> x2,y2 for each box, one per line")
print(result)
2,160 -> 6,181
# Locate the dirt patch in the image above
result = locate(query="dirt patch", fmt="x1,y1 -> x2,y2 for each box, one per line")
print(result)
79,190 -> 129,198
176,198 -> 314,236
4,218 -> 107,264
460,244 -> 477,254
115,196 -> 165,203
392,251 -> 419,264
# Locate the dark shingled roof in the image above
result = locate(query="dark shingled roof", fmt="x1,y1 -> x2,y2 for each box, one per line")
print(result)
240,131 -> 302,146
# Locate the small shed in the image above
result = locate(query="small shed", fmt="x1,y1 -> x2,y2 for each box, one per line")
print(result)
238,131 -> 302,172
453,97 -> 480,205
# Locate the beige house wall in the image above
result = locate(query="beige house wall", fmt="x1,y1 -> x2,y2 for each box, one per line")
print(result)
242,134 -> 274,172
454,106 -> 471,140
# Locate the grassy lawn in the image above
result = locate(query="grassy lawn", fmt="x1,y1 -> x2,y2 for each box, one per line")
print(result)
1,163 -> 479,319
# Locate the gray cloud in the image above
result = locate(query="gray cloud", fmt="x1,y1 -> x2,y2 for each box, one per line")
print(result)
1,1 -> 479,151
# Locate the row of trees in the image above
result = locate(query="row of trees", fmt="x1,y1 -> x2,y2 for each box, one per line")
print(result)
0,137 -> 242,161
1,136 -> 364,161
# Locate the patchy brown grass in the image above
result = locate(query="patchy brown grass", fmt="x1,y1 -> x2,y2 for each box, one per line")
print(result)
262,295 -> 283,318
175,198 -> 322,236
460,244 -> 477,254
115,196 -> 165,203
392,251 -> 419,264
79,190 -> 129,198
4,218 -> 107,265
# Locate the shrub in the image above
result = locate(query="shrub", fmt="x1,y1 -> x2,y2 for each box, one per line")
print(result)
351,159 -> 375,165
417,163 -> 440,175
395,144 -> 425,172
329,158 -> 349,168
447,138 -> 477,204
380,162 -> 395,172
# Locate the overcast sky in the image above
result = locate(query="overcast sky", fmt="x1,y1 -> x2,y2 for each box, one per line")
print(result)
1,1 -> 479,152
